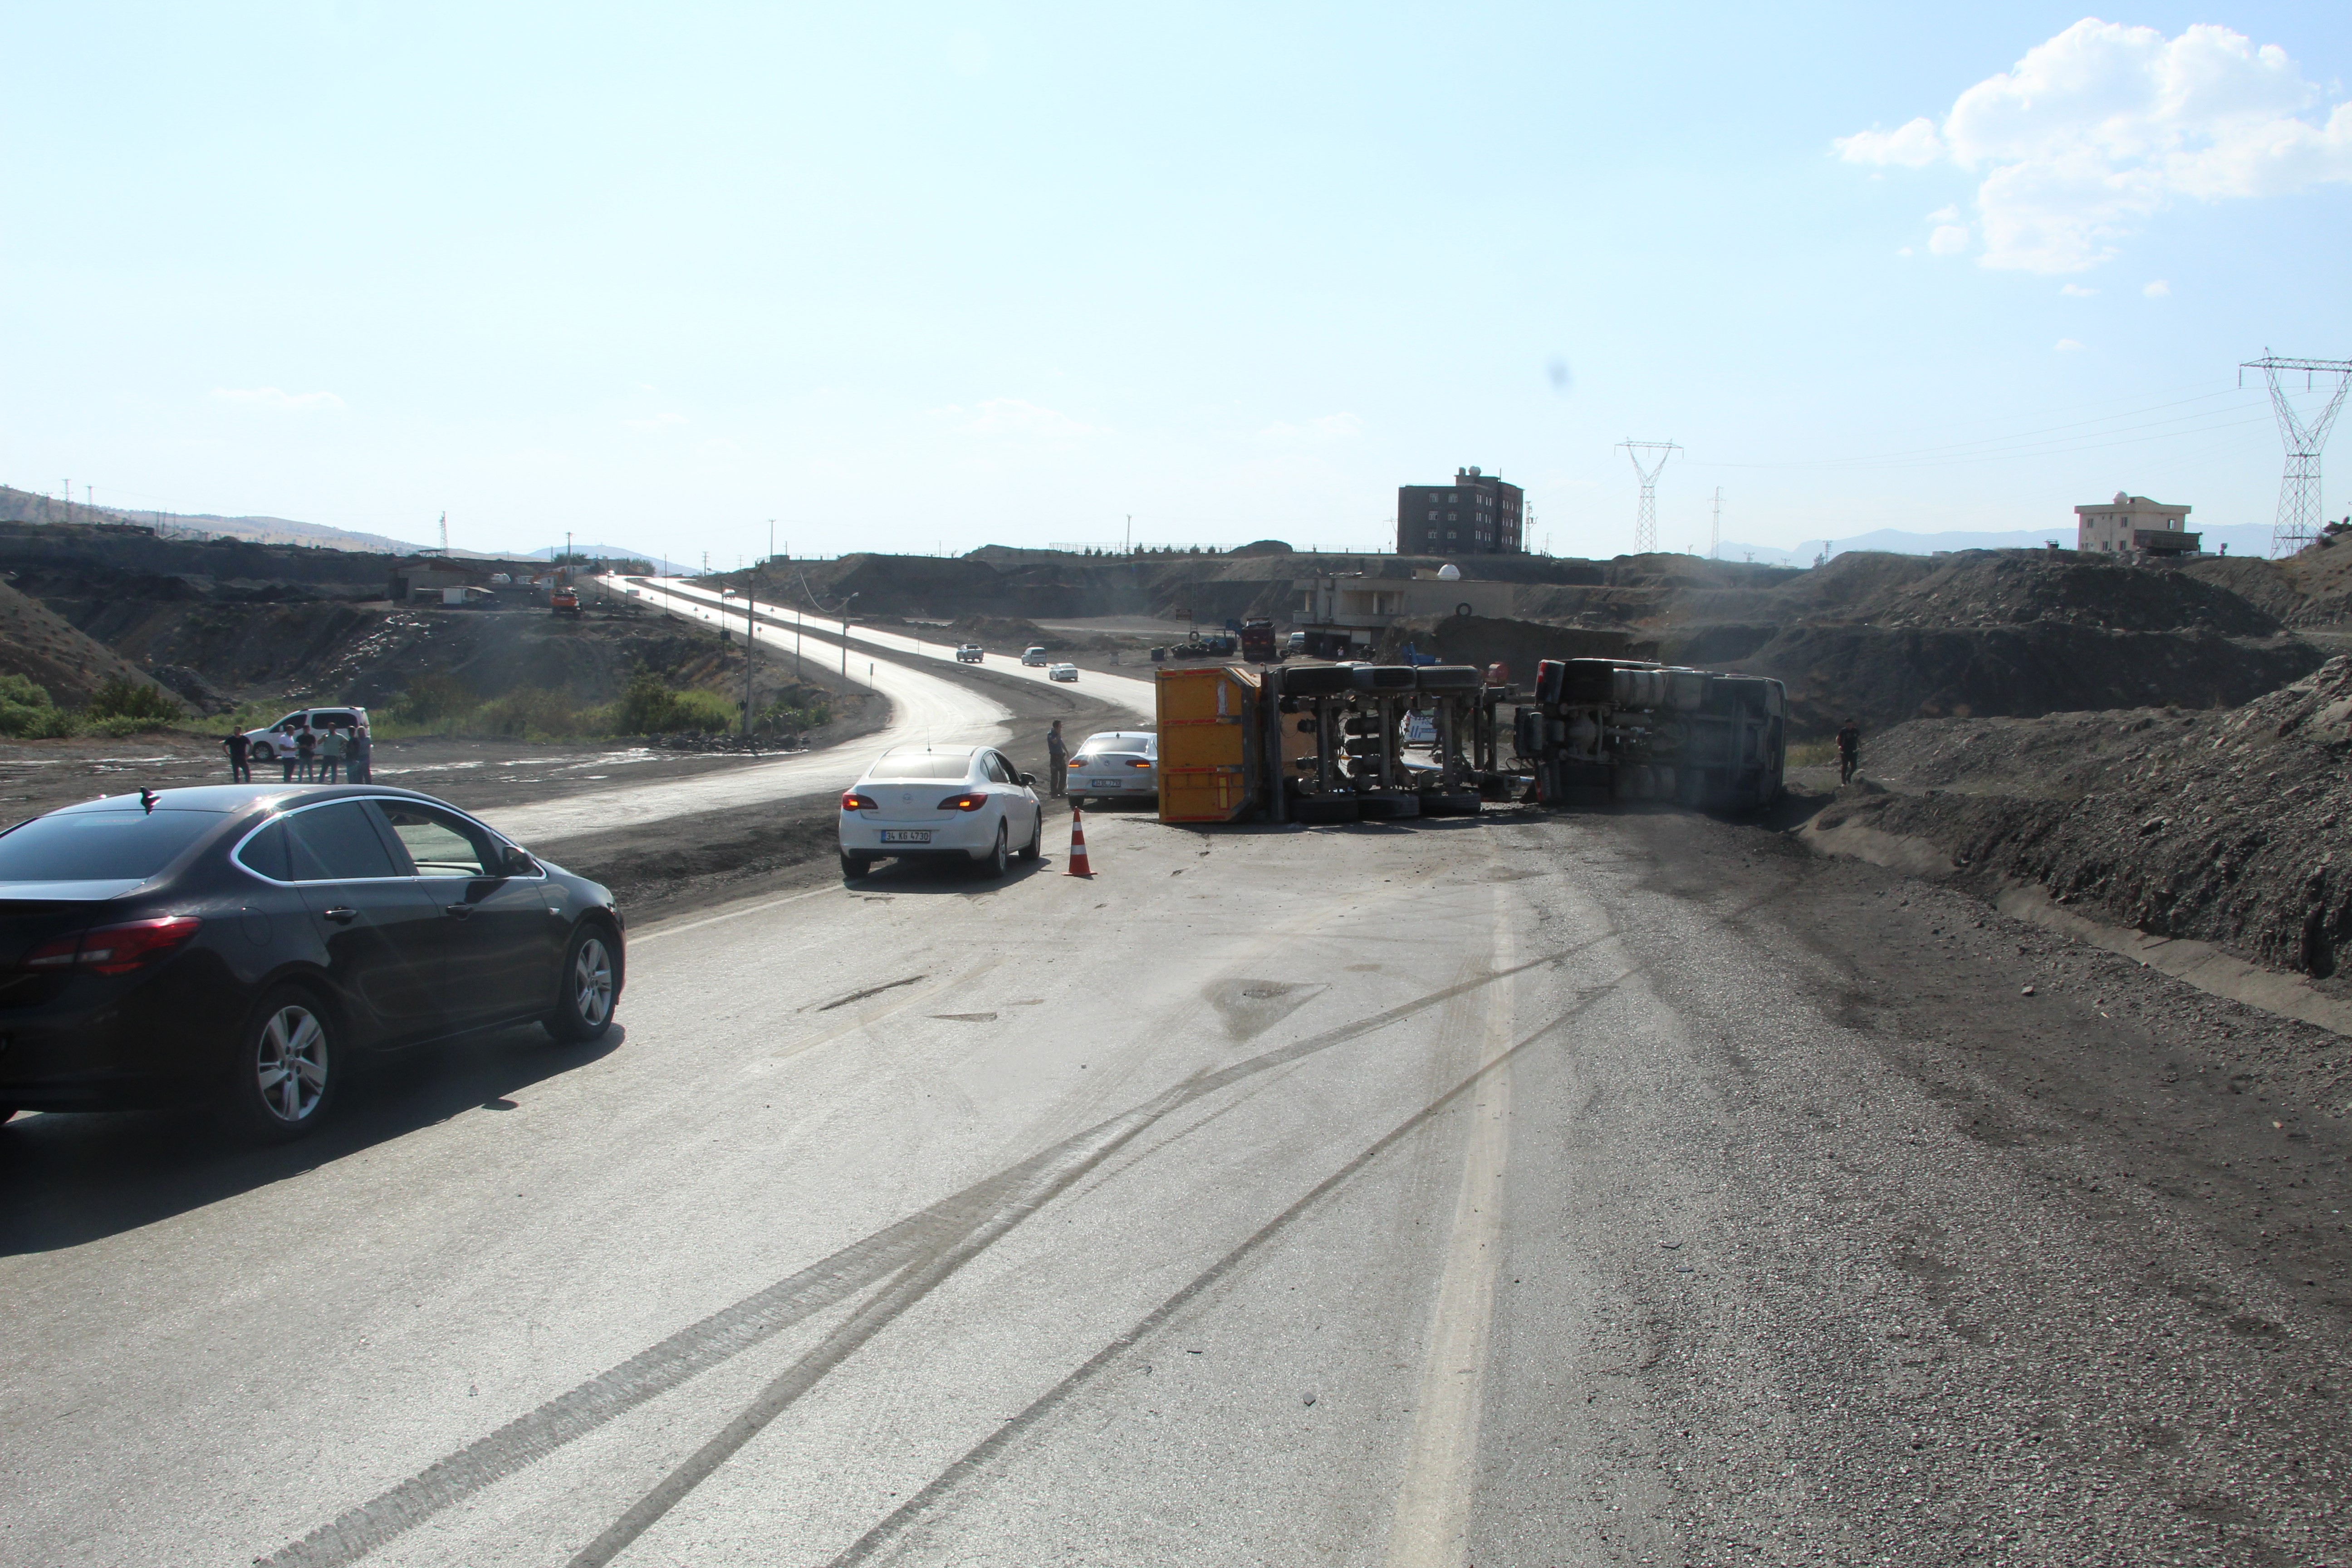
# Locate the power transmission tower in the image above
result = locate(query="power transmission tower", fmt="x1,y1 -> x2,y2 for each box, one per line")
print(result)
438,511 -> 449,553
1619,440 -> 1680,555
1710,487 -> 1722,559
2242,353 -> 2352,558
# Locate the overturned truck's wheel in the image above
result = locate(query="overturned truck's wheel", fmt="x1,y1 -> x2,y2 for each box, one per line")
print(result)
1419,790 -> 1484,817
1289,795 -> 1360,825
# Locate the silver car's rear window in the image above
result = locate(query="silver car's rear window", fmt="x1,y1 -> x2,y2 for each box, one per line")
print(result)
869,752 -> 973,780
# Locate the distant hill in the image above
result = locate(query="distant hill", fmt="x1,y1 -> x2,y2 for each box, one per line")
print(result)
0,486 -> 426,554
1716,522 -> 2282,568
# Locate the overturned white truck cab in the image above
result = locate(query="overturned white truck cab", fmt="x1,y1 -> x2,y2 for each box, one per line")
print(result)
1518,657 -> 1787,812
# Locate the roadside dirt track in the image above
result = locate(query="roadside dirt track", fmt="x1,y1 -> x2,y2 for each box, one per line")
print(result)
4,794 -> 2346,1566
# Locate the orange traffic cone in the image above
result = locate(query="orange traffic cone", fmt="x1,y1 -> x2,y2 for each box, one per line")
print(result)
1064,805 -> 1093,877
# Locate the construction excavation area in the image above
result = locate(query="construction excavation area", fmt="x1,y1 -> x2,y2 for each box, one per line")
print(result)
9,520 -> 2352,1568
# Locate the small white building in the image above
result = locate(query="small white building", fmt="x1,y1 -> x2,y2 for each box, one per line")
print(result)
2076,491 -> 2198,556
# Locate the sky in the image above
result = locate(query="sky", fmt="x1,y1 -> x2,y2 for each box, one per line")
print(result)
3,3 -> 2349,563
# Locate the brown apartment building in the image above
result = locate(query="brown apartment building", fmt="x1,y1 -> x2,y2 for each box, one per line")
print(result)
1397,466 -> 1524,555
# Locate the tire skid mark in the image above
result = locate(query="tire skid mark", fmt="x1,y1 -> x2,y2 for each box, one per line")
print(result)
260,939 -> 1608,1568
824,971 -> 1630,1568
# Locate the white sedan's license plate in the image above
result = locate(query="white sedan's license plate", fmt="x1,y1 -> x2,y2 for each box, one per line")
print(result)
1091,778 -> 1123,788
880,830 -> 932,844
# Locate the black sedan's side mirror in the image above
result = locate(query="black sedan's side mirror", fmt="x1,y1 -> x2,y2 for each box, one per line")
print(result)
501,845 -> 539,876
1019,773 -> 1037,787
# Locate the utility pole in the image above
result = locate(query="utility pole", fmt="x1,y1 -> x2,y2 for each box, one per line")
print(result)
1126,514 -> 1132,554
1710,487 -> 1723,559
742,587 -> 756,740
768,519 -> 775,565
61,480 -> 69,523
438,512 -> 449,553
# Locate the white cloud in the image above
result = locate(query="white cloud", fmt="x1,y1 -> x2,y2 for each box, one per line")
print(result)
209,386 -> 344,412
2060,282 -> 2099,296
1836,116 -> 1945,167
948,398 -> 1097,440
2056,338 -> 2087,352
1928,224 -> 1970,255
1926,205 -> 1960,223
1896,245 -> 1914,256
2143,279 -> 2171,297
623,411 -> 689,431
1838,20 -> 2352,273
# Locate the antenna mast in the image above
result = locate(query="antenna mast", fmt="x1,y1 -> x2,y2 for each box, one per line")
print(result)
438,511 -> 449,553
2242,353 -> 2352,558
1710,487 -> 1722,559
1619,440 -> 1680,555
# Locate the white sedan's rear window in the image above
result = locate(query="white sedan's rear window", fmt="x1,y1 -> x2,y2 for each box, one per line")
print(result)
869,752 -> 973,780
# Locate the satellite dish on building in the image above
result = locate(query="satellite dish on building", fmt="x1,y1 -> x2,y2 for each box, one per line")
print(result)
1436,562 -> 1462,580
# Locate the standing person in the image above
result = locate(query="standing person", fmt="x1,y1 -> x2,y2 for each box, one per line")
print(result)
279,731 -> 298,783
348,723 -> 372,783
221,729 -> 251,783
1836,717 -> 1861,785
1045,719 -> 1068,799
317,723 -> 346,784
295,723 -> 317,783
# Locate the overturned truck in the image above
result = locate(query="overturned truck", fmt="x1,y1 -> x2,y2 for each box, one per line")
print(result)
1156,657 -> 1786,826
1520,657 -> 1788,812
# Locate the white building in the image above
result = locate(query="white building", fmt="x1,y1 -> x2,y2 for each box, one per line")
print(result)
2076,492 -> 2198,556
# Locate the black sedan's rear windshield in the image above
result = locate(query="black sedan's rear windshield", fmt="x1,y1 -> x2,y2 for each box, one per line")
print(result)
0,809 -> 223,882
868,753 -> 973,780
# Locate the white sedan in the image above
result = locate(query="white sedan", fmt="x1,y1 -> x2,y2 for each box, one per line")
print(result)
1066,731 -> 1158,808
839,745 -> 1044,881
1048,663 -> 1079,682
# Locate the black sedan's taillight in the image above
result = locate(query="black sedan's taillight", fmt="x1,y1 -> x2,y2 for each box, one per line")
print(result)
23,916 -> 202,975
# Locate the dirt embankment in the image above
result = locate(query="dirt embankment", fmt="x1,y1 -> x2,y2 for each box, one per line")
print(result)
0,577 -> 171,705
1818,655 -> 2352,986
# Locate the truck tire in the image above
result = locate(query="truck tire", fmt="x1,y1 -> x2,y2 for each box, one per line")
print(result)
1289,795 -> 1359,825
1357,794 -> 1420,820
1350,666 -> 1418,692
1278,665 -> 1357,697
1413,665 -> 1482,692
1419,790 -> 1483,817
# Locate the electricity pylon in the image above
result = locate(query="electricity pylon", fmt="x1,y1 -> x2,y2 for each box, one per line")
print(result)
1620,440 -> 1680,555
2242,353 -> 2352,558
1710,486 -> 1723,559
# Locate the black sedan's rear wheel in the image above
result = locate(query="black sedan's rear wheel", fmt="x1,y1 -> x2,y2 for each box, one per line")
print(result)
545,924 -> 619,1043
227,985 -> 338,1142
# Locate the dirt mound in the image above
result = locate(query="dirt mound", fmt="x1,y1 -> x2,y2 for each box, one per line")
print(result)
0,577 -> 170,706
1822,655 -> 2352,982
1833,550 -> 2277,635
1373,615 -> 1642,673
2183,541 -> 2352,629
1748,622 -> 2319,735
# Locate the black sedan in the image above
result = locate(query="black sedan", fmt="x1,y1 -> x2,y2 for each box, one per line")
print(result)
0,784 -> 623,1140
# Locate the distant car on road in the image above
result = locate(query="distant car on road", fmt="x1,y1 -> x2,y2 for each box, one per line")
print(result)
956,644 -> 985,663
1067,731 -> 1157,808
244,707 -> 371,764
1048,663 -> 1079,682
0,784 -> 622,1141
1021,647 -> 1050,666
839,745 -> 1043,881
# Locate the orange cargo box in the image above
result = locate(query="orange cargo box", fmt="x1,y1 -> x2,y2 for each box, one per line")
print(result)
1156,665 -> 1260,823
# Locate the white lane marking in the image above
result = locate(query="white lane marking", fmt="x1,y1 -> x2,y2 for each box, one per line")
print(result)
1384,887 -> 1515,1568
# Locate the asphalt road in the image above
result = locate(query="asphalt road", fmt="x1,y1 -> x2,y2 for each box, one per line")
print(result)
483,581 -> 1155,850
4,806 -> 2346,1566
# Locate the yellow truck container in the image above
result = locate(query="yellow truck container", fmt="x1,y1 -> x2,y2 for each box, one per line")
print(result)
1156,666 -> 1261,823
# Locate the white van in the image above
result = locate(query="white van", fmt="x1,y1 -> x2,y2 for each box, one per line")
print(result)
1021,647 -> 1050,666
243,706 -> 372,763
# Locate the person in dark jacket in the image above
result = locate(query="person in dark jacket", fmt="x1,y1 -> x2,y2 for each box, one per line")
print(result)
348,725 -> 372,783
1045,719 -> 1068,799
295,725 -> 317,783
221,730 -> 251,783
1836,718 -> 1861,784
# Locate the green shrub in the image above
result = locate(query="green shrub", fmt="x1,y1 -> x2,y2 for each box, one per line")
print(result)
84,678 -> 183,725
389,673 -> 475,725
87,715 -> 164,739
611,672 -> 738,734
0,674 -> 75,738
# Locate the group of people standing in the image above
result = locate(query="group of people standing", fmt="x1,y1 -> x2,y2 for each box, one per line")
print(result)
221,718 -> 372,785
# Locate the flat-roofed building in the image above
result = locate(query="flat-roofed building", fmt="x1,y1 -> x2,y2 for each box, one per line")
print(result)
2076,491 -> 2199,556
1398,466 -> 1524,556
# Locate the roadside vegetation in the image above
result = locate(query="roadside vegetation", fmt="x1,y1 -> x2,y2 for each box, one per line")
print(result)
0,674 -> 186,740
177,669 -> 833,745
